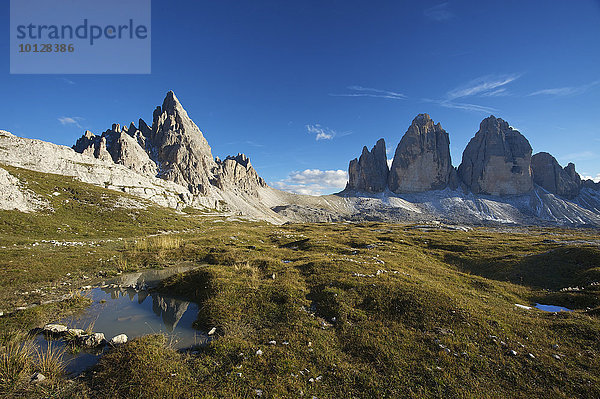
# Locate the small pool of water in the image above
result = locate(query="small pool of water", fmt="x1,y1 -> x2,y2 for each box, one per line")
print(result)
36,267 -> 207,375
534,303 -> 573,312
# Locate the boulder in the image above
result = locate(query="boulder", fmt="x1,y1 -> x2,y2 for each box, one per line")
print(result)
531,152 -> 581,199
346,138 -> 389,192
43,323 -> 68,335
78,332 -> 106,347
109,334 -> 128,345
388,114 -> 453,193
458,116 -> 533,196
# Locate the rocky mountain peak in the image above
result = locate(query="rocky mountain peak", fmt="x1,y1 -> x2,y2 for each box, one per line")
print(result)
346,138 -> 389,192
159,90 -> 186,117
388,114 -> 454,193
531,152 -> 581,199
71,91 -> 268,198
458,115 -> 533,196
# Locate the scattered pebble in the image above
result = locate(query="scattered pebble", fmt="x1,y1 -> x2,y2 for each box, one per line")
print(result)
256,349 -> 263,356
30,372 -> 45,383
208,327 -> 217,336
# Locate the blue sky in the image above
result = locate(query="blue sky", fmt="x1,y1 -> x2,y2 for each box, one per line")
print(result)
2,1 -> 600,195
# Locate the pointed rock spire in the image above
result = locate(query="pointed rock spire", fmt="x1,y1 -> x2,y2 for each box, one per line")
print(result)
388,114 -> 453,193
458,115 -> 533,196
531,152 -> 581,199
346,138 -> 389,192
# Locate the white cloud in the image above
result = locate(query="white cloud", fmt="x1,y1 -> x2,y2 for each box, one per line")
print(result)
424,3 -> 454,21
581,174 -> 600,183
329,86 -> 406,100
423,98 -> 497,113
421,74 -> 518,114
447,74 -> 520,99
58,116 -> 84,129
272,169 -> 348,196
529,80 -> 600,97
306,124 -> 336,141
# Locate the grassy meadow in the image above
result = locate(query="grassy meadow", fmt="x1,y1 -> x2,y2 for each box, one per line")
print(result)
0,165 -> 599,398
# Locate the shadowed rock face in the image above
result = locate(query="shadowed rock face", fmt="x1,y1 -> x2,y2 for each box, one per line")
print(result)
72,91 -> 266,196
347,138 -> 389,192
531,152 -> 581,199
388,114 -> 453,193
148,91 -> 216,195
458,116 -> 533,196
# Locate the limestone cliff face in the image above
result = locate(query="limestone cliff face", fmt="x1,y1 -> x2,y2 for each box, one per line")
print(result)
531,152 -> 581,199
147,91 -> 216,195
346,138 -> 389,192
388,114 -> 453,193
214,154 -> 267,195
72,91 -> 266,197
458,116 -> 533,196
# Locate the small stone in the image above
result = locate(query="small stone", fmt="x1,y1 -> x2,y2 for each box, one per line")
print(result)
256,349 -> 263,356
208,327 -> 217,336
109,334 -> 128,345
268,340 -> 276,345
508,350 -> 518,356
528,353 -> 535,359
44,323 -> 68,335
552,354 -> 562,360
79,332 -> 105,347
30,372 -> 45,383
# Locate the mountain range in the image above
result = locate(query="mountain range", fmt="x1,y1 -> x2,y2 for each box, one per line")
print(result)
1,91 -> 600,227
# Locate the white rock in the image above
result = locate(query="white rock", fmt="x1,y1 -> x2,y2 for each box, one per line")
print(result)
30,372 -> 46,383
79,332 -> 105,347
109,334 -> 128,345
208,327 -> 217,336
44,323 -> 68,335
256,349 -> 263,356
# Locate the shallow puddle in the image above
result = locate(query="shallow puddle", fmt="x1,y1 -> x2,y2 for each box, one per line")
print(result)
534,303 -> 573,312
36,267 -> 207,375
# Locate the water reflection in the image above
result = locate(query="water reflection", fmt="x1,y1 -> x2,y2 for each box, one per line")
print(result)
36,267 -> 208,375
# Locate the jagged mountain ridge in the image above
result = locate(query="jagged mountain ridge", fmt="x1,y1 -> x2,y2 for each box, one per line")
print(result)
2,93 -> 600,227
336,113 -> 600,226
73,91 -> 266,196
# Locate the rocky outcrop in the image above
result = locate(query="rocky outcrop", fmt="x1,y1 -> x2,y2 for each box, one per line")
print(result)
72,91 -> 268,198
214,154 -> 267,195
346,138 -> 389,192
388,114 -> 453,193
0,164 -> 49,212
147,91 -> 217,194
531,152 -> 581,199
458,116 -> 533,196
